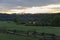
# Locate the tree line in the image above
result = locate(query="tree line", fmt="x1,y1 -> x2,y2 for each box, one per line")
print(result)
0,13 -> 60,26
14,13 -> 60,26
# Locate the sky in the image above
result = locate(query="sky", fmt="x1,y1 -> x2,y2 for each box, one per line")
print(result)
0,0 -> 60,14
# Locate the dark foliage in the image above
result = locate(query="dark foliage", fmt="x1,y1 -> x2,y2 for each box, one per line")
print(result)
0,13 -> 60,26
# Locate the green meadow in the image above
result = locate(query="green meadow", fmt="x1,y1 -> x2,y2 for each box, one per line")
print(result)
0,21 -> 60,40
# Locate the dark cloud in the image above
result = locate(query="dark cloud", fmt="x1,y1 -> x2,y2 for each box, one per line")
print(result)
0,0 -> 60,7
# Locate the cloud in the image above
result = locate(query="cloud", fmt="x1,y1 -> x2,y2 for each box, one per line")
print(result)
0,0 -> 60,7
5,4 -> 59,14
0,0 -> 60,14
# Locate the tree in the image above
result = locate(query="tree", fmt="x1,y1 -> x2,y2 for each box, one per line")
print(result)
51,15 -> 60,26
13,14 -> 20,24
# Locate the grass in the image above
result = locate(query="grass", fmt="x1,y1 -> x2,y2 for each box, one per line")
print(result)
0,21 -> 60,40
0,21 -> 60,35
0,33 -> 39,40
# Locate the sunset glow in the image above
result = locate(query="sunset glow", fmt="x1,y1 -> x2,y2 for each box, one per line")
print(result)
0,4 -> 60,14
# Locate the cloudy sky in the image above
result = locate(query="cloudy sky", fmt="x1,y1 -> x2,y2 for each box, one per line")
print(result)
0,0 -> 60,14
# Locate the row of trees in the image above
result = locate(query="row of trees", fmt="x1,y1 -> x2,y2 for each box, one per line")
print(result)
13,13 -> 60,26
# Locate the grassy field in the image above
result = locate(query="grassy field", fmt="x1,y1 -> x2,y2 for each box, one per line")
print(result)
0,21 -> 60,35
0,21 -> 60,40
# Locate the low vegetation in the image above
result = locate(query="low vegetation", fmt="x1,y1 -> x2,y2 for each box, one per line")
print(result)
0,13 -> 60,40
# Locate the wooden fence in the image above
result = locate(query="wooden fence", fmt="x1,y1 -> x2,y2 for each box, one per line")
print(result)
0,29 -> 60,40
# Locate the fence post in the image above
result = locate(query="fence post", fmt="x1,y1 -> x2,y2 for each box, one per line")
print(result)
13,29 -> 16,34
51,34 -> 56,40
32,30 -> 37,37
26,31 -> 30,36
40,32 -> 46,40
